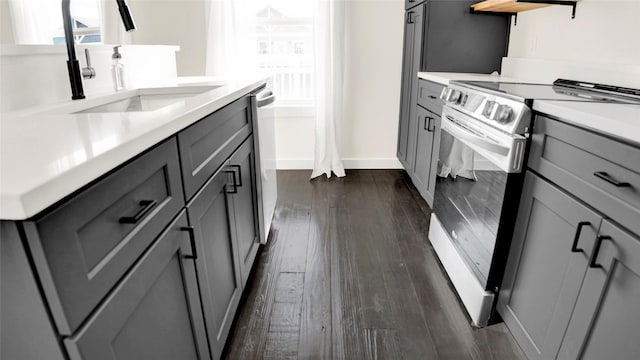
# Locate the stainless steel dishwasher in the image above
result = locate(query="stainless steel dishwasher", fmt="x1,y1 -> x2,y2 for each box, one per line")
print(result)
254,87 -> 277,244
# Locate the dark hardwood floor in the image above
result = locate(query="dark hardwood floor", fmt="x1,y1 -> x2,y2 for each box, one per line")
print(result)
225,170 -> 524,359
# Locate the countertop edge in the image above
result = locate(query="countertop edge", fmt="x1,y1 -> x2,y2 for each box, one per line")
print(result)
0,78 -> 267,220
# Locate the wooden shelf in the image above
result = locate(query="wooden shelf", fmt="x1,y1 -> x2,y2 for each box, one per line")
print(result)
471,0 -> 577,17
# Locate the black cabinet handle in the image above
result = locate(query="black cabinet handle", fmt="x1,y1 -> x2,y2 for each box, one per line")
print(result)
571,221 -> 590,253
407,11 -> 414,24
590,235 -> 611,268
427,116 -> 435,132
594,172 -> 631,187
428,95 -> 437,100
224,167 -> 239,194
119,200 -> 157,224
230,165 -> 242,188
424,116 -> 434,131
182,226 -> 197,260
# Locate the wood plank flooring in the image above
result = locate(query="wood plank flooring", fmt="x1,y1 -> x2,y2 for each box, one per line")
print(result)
224,170 -> 524,360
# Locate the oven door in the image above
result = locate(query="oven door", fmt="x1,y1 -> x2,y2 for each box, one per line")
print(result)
429,106 -> 528,326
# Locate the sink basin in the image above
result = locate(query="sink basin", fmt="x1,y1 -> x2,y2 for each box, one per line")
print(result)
72,85 -> 221,114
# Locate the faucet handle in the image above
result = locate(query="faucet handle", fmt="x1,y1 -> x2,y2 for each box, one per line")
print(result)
82,48 -> 96,79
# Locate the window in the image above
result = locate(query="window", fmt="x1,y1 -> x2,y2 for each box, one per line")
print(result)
252,1 -> 314,106
9,0 -> 102,44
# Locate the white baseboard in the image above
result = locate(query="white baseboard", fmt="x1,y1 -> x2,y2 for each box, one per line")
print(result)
276,158 -> 403,170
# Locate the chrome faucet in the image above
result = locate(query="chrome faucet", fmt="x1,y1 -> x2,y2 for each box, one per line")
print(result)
63,0 -> 136,100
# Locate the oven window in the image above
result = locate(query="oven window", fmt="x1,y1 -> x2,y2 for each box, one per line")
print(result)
433,132 -> 506,286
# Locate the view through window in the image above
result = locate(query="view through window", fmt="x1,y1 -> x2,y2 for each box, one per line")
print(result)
9,0 -> 102,44
251,0 -> 314,106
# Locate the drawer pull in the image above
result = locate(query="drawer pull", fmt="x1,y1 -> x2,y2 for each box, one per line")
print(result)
594,172 -> 631,187
119,200 -> 157,224
230,165 -> 243,188
590,235 -> 611,268
224,167 -> 239,194
182,226 -> 197,260
571,221 -> 590,253
428,95 -> 437,100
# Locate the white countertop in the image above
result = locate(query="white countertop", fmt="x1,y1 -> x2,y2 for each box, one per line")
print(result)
0,76 -> 266,220
533,100 -> 640,146
417,72 -> 540,86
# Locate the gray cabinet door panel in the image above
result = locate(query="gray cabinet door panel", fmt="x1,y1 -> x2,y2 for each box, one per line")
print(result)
529,115 -> 640,235
411,106 -> 438,206
229,136 -> 260,287
405,4 -> 424,172
24,138 -> 184,334
497,172 -> 602,360
179,96 -> 252,200
558,220 -> 640,360
426,114 -> 442,200
64,211 -> 210,360
397,9 -> 417,168
188,166 -> 242,360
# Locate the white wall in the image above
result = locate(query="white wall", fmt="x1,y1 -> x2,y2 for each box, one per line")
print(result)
0,0 -> 14,44
505,0 -> 640,87
342,0 -> 404,169
126,0 -> 207,77
276,0 -> 405,170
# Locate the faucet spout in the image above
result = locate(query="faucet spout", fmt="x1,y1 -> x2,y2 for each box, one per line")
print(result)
62,0 -> 84,100
63,0 -> 136,100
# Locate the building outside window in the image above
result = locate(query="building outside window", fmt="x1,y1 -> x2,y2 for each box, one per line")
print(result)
253,1 -> 314,107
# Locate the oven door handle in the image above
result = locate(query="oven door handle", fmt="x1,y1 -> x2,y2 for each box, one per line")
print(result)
444,115 -> 510,156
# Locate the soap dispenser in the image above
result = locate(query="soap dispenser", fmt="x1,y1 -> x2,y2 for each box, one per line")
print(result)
112,45 -> 126,91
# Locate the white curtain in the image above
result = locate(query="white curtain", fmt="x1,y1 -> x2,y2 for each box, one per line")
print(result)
204,0 -> 256,78
8,0 -> 60,44
310,0 -> 345,179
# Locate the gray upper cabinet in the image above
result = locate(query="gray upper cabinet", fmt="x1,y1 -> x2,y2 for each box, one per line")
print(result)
229,136 -> 261,287
187,164 -> 243,360
23,138 -> 185,334
558,220 -> 640,360
64,211 -> 210,360
411,106 -> 440,205
178,96 -> 253,201
498,171 -> 602,360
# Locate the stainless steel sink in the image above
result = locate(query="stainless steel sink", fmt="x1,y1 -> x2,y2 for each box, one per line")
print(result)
70,85 -> 222,114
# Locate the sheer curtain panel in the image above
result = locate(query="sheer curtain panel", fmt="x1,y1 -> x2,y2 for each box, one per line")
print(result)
310,0 -> 345,179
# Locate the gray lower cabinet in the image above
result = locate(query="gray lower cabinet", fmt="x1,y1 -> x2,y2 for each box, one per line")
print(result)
229,136 -> 261,287
558,220 -> 640,360
501,114 -> 640,359
64,211 -> 210,360
497,171 -> 602,360
397,5 -> 423,169
411,105 -> 441,206
187,160 -> 243,360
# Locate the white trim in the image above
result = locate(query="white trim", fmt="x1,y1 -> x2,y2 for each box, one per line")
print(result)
276,158 -> 403,170
342,158 -> 403,169
428,214 -> 494,327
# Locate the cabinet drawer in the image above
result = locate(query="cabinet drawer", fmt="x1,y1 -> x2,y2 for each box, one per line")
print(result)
405,0 -> 423,10
178,96 -> 253,200
416,79 -> 445,116
529,115 -> 640,234
24,138 -> 185,335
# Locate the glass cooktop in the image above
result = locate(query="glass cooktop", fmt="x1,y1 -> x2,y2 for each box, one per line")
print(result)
457,79 -> 640,104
